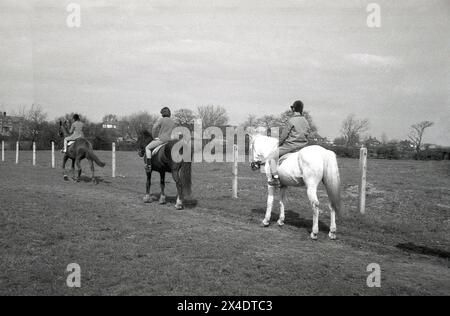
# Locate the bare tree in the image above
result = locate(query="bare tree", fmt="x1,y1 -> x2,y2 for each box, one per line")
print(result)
241,114 -> 258,129
174,108 -> 197,130
196,105 -> 229,128
24,104 -> 48,142
340,114 -> 370,147
125,111 -> 159,138
408,121 -> 434,158
102,114 -> 118,123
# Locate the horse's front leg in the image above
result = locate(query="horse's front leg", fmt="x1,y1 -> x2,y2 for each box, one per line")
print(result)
71,159 -> 76,180
278,186 -> 287,226
75,157 -> 82,182
143,170 -> 152,203
90,159 -> 97,184
62,155 -> 69,180
159,172 -> 167,205
263,185 -> 276,227
306,181 -> 321,240
171,169 -> 184,210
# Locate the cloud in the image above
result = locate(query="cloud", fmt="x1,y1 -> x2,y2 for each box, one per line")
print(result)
346,54 -> 401,68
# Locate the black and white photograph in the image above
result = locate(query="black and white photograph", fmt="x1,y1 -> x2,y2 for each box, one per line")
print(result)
0,0 -> 449,299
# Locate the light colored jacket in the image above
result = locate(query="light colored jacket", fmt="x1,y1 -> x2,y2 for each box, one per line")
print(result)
279,113 -> 309,148
70,121 -> 84,138
152,117 -> 175,142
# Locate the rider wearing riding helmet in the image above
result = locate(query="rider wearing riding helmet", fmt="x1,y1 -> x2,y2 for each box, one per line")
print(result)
267,100 -> 310,187
145,107 -> 176,171
63,114 -> 85,153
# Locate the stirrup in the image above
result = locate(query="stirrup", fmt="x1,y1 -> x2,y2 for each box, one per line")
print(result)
268,177 -> 281,187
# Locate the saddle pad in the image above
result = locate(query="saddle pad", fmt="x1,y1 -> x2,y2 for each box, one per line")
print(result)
278,152 -> 295,165
68,141 -> 76,147
152,143 -> 167,156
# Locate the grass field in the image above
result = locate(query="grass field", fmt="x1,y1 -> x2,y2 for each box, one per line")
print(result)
0,150 -> 449,295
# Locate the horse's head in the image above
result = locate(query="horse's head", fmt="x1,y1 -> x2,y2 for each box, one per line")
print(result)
136,130 -> 153,158
249,133 -> 277,172
59,121 -> 68,137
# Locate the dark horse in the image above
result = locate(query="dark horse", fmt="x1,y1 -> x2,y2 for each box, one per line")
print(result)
136,130 -> 192,210
59,121 -> 106,184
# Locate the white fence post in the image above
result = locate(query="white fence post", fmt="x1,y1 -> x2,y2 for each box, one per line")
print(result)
232,144 -> 238,199
33,142 -> 36,166
112,142 -> 116,178
1,140 -> 4,162
359,145 -> 368,214
51,142 -> 55,169
15,142 -> 19,164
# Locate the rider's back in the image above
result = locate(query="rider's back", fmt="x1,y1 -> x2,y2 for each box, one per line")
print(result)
71,121 -> 85,138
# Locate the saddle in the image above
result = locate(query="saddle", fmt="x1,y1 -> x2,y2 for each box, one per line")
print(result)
151,143 -> 168,157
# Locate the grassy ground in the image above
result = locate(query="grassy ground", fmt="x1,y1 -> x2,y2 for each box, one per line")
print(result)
0,150 -> 449,295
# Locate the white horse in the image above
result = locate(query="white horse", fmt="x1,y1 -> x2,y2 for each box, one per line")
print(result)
250,134 -> 342,240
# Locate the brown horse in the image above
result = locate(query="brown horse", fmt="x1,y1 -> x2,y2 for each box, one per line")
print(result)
59,121 -> 105,184
137,130 -> 192,210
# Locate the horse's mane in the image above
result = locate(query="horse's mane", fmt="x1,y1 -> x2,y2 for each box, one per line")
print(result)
141,129 -> 153,138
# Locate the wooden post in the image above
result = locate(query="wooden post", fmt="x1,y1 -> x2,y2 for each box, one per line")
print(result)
112,142 -> 116,178
51,142 -> 55,169
32,142 -> 36,166
1,141 -> 4,162
232,144 -> 238,199
359,145 -> 368,214
15,141 -> 19,164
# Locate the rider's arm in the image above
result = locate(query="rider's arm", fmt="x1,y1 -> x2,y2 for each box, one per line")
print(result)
152,119 -> 161,139
279,119 -> 294,146
69,124 -> 75,134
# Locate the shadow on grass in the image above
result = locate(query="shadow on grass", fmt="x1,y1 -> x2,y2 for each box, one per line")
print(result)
251,208 -> 330,232
396,243 -> 450,259
76,175 -> 111,184
149,194 -> 198,209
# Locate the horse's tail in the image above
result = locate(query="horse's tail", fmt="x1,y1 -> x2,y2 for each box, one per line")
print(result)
179,161 -> 192,198
87,150 -> 106,168
323,150 -> 341,216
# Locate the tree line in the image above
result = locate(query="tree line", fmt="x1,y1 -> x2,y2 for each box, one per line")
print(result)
0,104 -> 441,160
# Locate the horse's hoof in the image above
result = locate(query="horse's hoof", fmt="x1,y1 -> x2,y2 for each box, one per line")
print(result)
310,232 -> 318,240
329,232 -> 337,240
63,175 -> 69,181
277,219 -> 284,227
143,195 -> 151,203
262,220 -> 270,227
175,205 -> 184,210
159,200 -> 167,205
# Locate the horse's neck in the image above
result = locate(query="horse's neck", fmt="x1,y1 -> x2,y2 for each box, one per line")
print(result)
253,135 -> 278,160
62,126 -> 70,137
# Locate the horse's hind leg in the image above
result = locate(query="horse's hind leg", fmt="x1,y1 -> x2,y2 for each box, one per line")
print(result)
328,204 -> 337,240
306,181 -> 321,240
277,187 -> 287,226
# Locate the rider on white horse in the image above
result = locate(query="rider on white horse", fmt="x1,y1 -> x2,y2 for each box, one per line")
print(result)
267,100 -> 310,187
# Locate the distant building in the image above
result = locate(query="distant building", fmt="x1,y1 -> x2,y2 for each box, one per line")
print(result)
0,112 -> 24,136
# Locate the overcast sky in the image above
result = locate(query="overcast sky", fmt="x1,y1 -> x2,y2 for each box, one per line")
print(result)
1,0 -> 449,145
